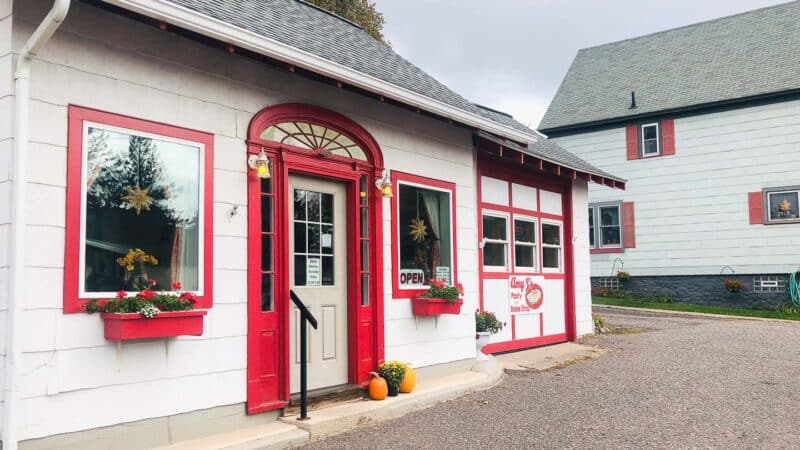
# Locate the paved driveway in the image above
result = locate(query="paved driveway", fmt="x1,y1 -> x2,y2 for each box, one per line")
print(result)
308,308 -> 800,449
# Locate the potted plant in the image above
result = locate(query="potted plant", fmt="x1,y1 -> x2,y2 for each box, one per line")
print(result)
616,271 -> 631,284
411,279 -> 463,316
724,279 -> 744,293
85,281 -> 207,341
377,360 -> 407,397
475,310 -> 504,359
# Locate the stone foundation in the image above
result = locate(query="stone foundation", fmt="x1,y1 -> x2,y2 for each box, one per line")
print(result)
592,274 -> 792,310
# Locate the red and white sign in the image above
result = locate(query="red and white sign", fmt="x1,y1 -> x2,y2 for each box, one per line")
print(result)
509,275 -> 544,315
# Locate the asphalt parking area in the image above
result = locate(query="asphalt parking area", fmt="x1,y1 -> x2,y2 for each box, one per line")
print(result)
308,308 -> 800,449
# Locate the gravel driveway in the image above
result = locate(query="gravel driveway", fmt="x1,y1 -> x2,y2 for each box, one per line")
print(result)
307,307 -> 800,449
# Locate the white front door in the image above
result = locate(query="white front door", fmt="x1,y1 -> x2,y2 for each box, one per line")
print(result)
289,174 -> 349,393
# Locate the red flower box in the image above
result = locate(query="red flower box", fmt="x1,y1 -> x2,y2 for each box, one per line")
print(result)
411,298 -> 463,316
101,310 -> 208,341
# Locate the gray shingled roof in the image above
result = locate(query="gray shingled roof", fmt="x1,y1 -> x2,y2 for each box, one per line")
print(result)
477,131 -> 623,182
161,0 -> 533,135
539,1 -> 800,132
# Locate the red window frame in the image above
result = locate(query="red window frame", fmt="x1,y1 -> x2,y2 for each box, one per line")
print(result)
390,171 -> 459,299
63,105 -> 214,313
477,174 -> 566,279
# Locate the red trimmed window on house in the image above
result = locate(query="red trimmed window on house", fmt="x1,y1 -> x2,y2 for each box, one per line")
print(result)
64,106 -> 214,312
626,119 -> 675,160
391,172 -> 457,298
749,186 -> 800,225
589,201 -> 635,253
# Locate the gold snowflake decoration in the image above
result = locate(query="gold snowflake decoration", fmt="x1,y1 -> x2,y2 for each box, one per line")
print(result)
408,217 -> 427,243
121,185 -> 154,215
779,199 -> 792,213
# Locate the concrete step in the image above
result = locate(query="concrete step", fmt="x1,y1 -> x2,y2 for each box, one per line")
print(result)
152,421 -> 308,450
279,360 -> 503,440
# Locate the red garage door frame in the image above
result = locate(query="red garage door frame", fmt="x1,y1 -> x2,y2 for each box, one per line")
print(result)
476,152 -> 577,354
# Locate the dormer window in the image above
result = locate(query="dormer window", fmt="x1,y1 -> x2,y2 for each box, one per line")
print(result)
640,123 -> 660,157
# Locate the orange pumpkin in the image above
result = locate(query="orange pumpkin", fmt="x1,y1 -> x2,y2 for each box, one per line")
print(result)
399,366 -> 416,393
368,372 -> 388,400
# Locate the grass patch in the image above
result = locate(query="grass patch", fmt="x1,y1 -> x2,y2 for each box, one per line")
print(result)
593,297 -> 800,321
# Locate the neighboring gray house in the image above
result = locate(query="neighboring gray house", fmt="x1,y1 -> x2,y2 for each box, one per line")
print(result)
539,1 -> 800,308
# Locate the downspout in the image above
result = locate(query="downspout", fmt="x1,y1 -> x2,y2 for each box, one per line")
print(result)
3,1 -> 71,449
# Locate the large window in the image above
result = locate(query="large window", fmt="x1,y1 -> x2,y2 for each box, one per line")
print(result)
392,173 -> 456,297
513,218 -> 537,271
482,213 -> 509,270
65,107 -> 213,311
541,222 -> 563,271
588,202 -> 622,249
764,187 -> 800,223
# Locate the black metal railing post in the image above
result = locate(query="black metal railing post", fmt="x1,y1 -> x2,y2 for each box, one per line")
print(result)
290,290 -> 317,420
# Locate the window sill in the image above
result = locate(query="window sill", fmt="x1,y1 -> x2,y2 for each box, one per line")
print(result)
590,247 -> 623,254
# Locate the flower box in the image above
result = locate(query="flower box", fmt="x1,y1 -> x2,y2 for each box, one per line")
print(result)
411,297 -> 463,316
101,310 -> 208,341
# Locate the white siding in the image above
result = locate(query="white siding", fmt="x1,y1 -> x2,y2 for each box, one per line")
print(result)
554,100 -> 800,277
11,0 -> 478,440
571,181 -> 593,336
0,0 -> 14,424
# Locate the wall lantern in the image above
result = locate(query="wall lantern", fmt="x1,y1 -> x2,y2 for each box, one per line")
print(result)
248,148 -> 271,179
375,170 -> 392,198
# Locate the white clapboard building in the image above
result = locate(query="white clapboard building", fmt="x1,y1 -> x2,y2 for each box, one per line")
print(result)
0,0 -> 622,447
539,1 -> 800,308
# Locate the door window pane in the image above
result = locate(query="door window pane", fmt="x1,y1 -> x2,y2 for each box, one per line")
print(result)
293,188 -> 335,287
261,196 -> 272,232
321,193 -> 333,223
261,235 -> 272,271
397,183 -> 453,287
361,273 -> 369,306
322,256 -> 334,286
294,255 -> 307,285
261,274 -> 273,311
83,126 -> 201,293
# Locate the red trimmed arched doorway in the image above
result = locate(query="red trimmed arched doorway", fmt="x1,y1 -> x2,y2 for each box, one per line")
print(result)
246,104 -> 385,414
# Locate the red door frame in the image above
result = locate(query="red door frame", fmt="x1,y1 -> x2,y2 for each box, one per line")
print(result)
246,104 -> 385,414
476,152 -> 577,354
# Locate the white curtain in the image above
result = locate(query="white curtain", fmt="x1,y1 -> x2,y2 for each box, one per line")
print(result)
420,191 -> 442,278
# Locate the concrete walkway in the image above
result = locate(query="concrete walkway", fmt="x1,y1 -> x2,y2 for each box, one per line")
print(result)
156,358 -> 504,449
494,342 -> 605,371
309,309 -> 800,449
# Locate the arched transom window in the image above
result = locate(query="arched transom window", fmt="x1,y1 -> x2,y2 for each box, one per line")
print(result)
261,121 -> 368,161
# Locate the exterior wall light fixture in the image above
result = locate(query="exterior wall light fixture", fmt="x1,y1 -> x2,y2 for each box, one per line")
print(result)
375,170 -> 392,198
248,148 -> 271,179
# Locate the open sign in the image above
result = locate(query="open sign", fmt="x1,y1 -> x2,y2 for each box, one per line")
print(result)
400,269 -> 425,286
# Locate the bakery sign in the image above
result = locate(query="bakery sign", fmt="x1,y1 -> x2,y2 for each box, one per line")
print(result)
509,275 -> 544,315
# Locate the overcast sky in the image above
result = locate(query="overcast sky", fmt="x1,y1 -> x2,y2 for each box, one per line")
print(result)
373,0 -> 788,128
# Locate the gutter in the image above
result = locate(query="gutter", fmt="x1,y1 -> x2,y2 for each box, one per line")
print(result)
101,0 -> 538,144
3,1 -> 71,449
539,88 -> 800,138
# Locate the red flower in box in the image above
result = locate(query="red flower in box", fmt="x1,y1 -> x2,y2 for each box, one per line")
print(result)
411,279 -> 463,316
83,280 -> 206,341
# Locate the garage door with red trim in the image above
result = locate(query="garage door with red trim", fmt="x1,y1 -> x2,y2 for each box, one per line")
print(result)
477,167 -> 572,353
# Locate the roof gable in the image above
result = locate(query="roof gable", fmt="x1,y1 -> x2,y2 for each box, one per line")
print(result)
540,1 -> 800,133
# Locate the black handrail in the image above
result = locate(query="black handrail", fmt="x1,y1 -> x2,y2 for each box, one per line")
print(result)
290,289 -> 317,420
